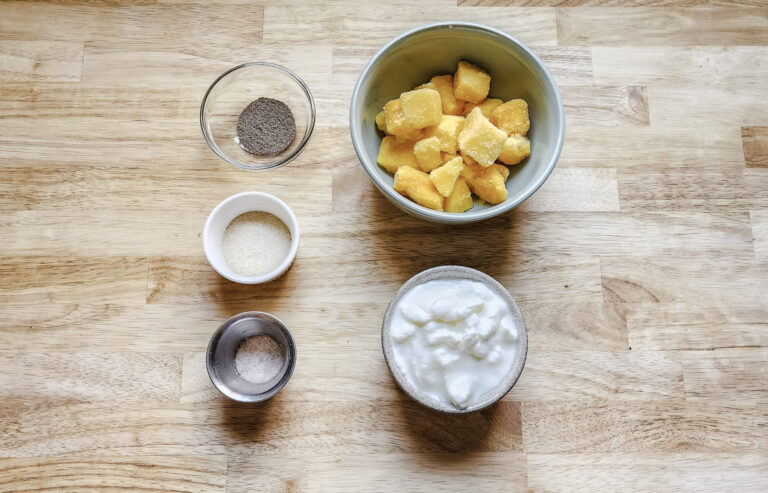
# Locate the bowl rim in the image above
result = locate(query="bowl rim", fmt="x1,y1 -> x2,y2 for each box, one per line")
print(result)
200,62 -> 317,171
202,191 -> 301,284
206,310 -> 297,403
381,265 -> 528,414
349,21 -> 565,223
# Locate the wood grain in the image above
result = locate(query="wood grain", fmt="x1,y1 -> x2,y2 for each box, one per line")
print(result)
742,126 -> 768,167
2,1 -> 768,490
752,210 -> 768,256
601,256 -> 768,305
0,453 -> 226,492
0,40 -> 83,82
557,7 -> 768,46
627,304 -> 768,350
527,453 -> 768,492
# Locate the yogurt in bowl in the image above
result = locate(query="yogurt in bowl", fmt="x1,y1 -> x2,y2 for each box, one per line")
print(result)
382,265 -> 528,413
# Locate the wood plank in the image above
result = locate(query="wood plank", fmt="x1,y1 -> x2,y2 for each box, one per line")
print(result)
627,304 -> 768,350
527,453 -> 768,492
0,256 -> 147,305
330,173 -> 752,255
0,353 -> 181,404
0,2 -> 263,53
522,400 -> 768,453
649,84 -> 768,127
742,126 -> 768,167
518,168 -> 620,212
752,210 -> 768,256
0,164 -> 333,215
0,40 -> 83,82
464,0 -> 763,5
0,453 -> 226,492
263,6 -> 557,47
227,451 -> 528,492
507,351 -> 683,401
561,85 -> 649,126
0,400 -> 522,457
592,46 -> 768,85
618,170 -> 768,211
82,45 -> 332,90
332,45 -> 593,88
519,302 -> 629,352
600,256 -> 768,305
557,7 -> 768,46
558,126 -> 745,170
146,254 -> 603,305
683,349 -> 768,404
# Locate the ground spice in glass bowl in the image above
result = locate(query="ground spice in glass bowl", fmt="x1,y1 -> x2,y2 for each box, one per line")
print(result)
200,62 -> 315,171
236,97 -> 296,157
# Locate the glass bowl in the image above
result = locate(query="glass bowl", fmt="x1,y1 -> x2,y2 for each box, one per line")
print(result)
200,62 -> 316,170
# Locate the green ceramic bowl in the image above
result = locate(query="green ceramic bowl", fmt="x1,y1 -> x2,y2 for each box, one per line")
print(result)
350,22 -> 564,224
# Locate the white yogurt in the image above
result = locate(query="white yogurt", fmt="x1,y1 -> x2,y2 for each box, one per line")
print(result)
389,278 -> 519,409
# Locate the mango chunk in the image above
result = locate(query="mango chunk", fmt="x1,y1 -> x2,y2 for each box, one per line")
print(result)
491,99 -> 530,136
498,134 -> 531,165
423,115 -> 465,154
462,98 -> 503,119
413,136 -> 443,172
454,61 -> 490,104
430,156 -> 464,197
461,161 -> 509,204
457,107 -> 507,167
377,136 -> 419,173
444,177 -> 474,213
375,111 -> 387,132
393,165 -> 444,211
430,75 -> 465,116
384,99 -> 424,141
400,88 -> 442,129
441,152 -> 458,164
415,81 -> 437,91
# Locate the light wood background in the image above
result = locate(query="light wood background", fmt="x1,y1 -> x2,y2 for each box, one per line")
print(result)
1,0 -> 768,491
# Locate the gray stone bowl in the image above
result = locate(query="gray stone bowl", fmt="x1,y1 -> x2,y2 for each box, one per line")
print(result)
350,22 -> 564,224
381,266 -> 528,413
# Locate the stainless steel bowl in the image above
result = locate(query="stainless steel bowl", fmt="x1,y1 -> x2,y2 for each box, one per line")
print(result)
381,265 -> 528,413
206,311 -> 296,402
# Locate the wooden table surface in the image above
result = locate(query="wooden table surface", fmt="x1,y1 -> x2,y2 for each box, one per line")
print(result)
2,1 -> 768,491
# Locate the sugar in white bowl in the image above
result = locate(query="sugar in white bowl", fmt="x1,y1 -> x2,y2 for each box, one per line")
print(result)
203,192 -> 300,284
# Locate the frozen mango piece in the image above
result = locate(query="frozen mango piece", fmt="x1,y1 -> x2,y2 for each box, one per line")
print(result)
441,152 -> 457,164
375,111 -> 387,132
413,136 -> 442,172
423,115 -> 465,154
462,98 -> 503,119
461,161 -> 508,204
430,156 -> 464,197
393,165 -> 444,211
498,134 -> 531,165
491,99 -> 530,136
384,99 -> 423,141
444,177 -> 474,213
400,88 -> 442,129
430,75 -> 465,116
377,136 -> 419,174
457,107 -> 507,167
415,81 -> 437,91
453,61 -> 491,104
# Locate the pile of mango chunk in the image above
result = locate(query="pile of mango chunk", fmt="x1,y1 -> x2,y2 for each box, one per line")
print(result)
375,61 -> 531,213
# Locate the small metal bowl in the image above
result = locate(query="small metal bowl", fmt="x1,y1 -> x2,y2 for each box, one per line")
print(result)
206,311 -> 296,402
381,266 -> 528,413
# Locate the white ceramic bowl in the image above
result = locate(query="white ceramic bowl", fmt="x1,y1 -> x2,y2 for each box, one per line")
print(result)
203,192 -> 300,284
